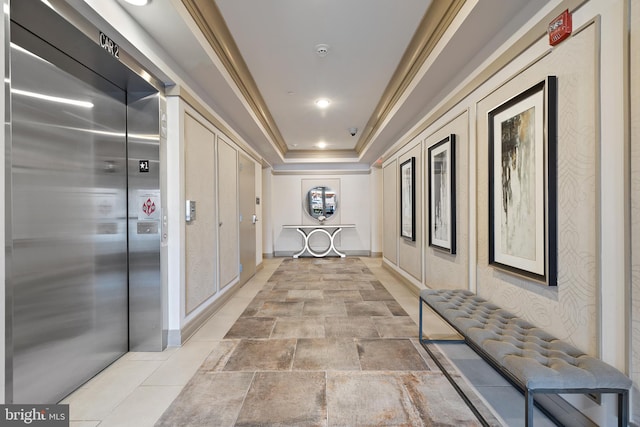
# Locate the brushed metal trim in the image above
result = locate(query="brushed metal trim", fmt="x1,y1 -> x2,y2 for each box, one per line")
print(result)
622,0 -> 631,380
31,0 -> 164,92
181,0 -> 288,155
3,0 -> 13,404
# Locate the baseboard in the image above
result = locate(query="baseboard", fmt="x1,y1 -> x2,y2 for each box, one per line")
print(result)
179,280 -> 244,344
263,252 -> 274,259
167,329 -> 181,347
344,250 -> 371,256
370,252 -> 383,258
381,259 -> 422,297
274,251 -> 295,257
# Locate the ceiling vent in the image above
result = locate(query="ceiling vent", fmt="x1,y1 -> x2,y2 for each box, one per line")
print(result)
315,44 -> 329,57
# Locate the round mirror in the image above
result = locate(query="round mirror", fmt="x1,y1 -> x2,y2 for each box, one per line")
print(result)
305,186 -> 337,222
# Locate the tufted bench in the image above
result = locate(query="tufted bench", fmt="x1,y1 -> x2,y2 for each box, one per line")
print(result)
419,289 -> 631,426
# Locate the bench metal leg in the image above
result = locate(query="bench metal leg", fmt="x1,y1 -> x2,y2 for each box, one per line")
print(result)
525,389 -> 534,427
419,297 -> 424,343
618,391 -> 628,427
419,296 -> 465,344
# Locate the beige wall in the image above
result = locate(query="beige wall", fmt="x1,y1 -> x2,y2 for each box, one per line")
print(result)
270,172 -> 372,256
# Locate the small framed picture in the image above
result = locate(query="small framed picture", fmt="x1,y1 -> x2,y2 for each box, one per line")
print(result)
428,134 -> 456,254
400,157 -> 415,241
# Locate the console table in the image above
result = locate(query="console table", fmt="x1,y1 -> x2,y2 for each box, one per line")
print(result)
283,224 -> 355,258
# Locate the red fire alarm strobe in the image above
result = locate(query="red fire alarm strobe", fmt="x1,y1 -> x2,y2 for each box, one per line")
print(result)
548,9 -> 572,46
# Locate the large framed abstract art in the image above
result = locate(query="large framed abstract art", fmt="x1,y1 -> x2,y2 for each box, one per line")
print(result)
400,157 -> 416,241
428,135 -> 456,254
488,76 -> 557,285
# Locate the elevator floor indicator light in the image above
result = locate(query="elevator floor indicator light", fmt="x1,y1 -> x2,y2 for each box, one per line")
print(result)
139,160 -> 150,173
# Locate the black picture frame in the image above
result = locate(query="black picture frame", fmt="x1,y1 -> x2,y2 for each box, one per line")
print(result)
488,76 -> 557,286
400,157 -> 416,241
428,134 -> 456,254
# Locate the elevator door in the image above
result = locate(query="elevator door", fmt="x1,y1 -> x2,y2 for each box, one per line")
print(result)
10,42 -> 128,403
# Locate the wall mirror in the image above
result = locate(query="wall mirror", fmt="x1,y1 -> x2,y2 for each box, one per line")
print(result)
305,186 -> 337,222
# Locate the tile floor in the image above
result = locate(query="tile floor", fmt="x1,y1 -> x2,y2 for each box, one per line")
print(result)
61,257 -> 553,426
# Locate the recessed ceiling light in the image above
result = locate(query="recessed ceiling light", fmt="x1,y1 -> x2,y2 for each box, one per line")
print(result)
315,98 -> 330,109
316,141 -> 327,149
123,0 -> 150,6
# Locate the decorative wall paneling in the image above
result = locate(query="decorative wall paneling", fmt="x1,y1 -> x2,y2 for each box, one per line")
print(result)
217,135 -> 240,290
382,161 -> 398,264
381,1 -> 633,423
476,22 -> 598,354
398,144 -> 423,282
184,113 -> 218,313
167,98 -> 255,344
238,152 -> 257,285
382,6 -> 601,357
423,111 -> 469,291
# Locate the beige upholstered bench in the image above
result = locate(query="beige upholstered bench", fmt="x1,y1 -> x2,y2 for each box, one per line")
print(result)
419,289 -> 631,426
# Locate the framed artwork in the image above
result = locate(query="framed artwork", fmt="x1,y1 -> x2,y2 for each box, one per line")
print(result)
488,76 -> 557,285
400,157 -> 416,241
428,134 -> 456,254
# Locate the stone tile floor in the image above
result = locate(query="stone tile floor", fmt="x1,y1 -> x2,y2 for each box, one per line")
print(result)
155,257 -> 493,426
61,257 -> 556,426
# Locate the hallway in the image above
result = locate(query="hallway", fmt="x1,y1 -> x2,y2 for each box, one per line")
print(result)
62,258 -> 551,426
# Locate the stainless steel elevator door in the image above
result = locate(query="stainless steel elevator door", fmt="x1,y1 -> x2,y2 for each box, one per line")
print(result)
10,43 -> 128,403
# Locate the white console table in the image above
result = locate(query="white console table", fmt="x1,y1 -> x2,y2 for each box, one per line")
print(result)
283,224 -> 356,258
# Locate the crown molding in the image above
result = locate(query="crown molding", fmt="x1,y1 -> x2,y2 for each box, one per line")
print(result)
181,0 -> 289,155
166,85 -> 267,166
284,149 -> 359,160
378,0 -> 588,164
182,0 -> 464,162
353,0 -> 467,154
271,169 -> 371,176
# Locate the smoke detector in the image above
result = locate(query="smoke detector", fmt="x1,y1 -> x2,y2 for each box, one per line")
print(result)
315,44 -> 330,57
